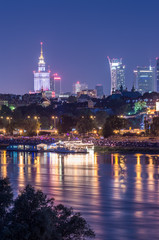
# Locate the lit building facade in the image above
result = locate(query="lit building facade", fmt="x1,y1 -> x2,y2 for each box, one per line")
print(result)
95,84 -> 104,98
50,73 -> 61,97
156,58 -> 159,92
134,66 -> 155,94
77,89 -> 97,98
108,57 -> 126,93
73,81 -> 88,94
34,42 -> 50,92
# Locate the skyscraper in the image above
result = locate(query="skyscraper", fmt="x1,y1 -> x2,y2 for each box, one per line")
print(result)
95,84 -> 104,98
50,74 -> 55,91
51,73 -> 61,96
34,42 -> 50,92
108,57 -> 126,94
134,65 -> 155,94
73,82 -> 88,94
156,58 -> 159,92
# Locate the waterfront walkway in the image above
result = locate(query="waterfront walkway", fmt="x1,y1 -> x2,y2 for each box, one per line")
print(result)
1,136 -> 159,152
83,137 -> 159,150
0,136 -> 55,146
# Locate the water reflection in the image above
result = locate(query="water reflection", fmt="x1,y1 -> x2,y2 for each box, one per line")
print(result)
1,151 -> 159,239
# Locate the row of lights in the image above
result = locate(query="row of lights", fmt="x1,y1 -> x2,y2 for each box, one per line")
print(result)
0,116 -> 59,121
81,115 -> 96,119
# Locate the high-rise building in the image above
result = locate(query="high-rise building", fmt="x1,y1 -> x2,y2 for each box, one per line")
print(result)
50,74 -> 55,91
108,57 -> 126,93
156,58 -> 159,92
134,66 -> 155,94
73,82 -> 88,94
95,84 -> 104,98
51,73 -> 61,97
34,42 -> 50,92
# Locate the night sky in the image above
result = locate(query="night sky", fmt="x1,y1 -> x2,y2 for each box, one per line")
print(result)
0,0 -> 159,95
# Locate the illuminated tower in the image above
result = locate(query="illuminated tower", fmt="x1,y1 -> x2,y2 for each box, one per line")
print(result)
50,73 -> 61,96
73,82 -> 88,94
34,42 -> 50,92
108,57 -> 125,94
134,65 -> 155,94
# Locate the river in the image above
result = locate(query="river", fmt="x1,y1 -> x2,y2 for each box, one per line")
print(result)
0,150 -> 159,240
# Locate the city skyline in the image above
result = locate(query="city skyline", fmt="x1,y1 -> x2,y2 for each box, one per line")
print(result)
0,0 -> 159,95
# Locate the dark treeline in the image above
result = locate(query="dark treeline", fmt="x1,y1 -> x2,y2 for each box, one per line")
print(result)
0,177 -> 95,240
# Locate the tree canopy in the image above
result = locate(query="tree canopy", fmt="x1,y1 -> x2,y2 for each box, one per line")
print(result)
103,116 -> 128,138
76,116 -> 95,134
0,178 -> 95,240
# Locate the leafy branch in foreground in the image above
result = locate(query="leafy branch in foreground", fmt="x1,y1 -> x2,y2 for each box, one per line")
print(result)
0,178 -> 95,240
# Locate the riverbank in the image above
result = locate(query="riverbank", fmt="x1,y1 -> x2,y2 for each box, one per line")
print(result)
90,136 -> 159,154
0,135 -> 159,154
94,146 -> 159,154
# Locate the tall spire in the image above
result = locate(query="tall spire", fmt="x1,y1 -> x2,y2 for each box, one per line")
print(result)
39,42 -> 44,60
38,42 -> 45,71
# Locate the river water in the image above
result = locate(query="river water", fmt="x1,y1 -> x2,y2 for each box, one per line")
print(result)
0,150 -> 159,240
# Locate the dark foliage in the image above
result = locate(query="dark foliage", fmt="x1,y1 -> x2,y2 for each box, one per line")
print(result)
76,116 -> 95,134
57,115 -> 77,133
103,116 -> 128,138
0,179 -> 95,240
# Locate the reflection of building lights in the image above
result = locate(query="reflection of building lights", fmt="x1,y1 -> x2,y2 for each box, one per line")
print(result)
1,150 -> 7,177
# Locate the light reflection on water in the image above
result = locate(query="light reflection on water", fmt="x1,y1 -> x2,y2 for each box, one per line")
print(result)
1,150 -> 159,239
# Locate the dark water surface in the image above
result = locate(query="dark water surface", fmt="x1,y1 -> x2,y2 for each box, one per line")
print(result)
0,150 -> 159,240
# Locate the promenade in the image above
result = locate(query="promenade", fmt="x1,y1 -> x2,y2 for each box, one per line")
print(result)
0,135 -> 159,153
0,136 -> 55,146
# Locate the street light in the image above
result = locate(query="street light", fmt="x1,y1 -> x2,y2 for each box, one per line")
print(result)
90,116 -> 96,120
52,116 -> 58,128
6,117 -> 12,124
19,129 -> 23,135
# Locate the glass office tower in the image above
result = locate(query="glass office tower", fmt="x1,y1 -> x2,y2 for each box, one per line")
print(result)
134,66 -> 155,94
108,57 -> 126,94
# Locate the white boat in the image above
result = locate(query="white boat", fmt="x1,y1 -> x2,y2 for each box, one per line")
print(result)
49,140 -> 94,153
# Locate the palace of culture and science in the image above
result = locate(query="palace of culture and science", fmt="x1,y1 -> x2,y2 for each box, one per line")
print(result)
33,42 -> 50,92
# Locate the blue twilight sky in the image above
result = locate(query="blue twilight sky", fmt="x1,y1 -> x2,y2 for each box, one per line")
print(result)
0,0 -> 159,95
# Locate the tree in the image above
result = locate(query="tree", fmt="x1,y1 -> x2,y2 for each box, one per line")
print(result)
95,111 -> 108,128
0,178 -> 13,222
0,105 -> 12,117
102,121 -> 113,138
76,116 -> 95,134
134,101 -> 146,114
24,119 -> 41,136
144,117 -> 150,135
0,179 -> 95,240
109,116 -> 127,131
6,123 -> 15,135
57,115 -> 76,133
150,117 -> 159,136
67,96 -> 77,103
102,116 -> 128,138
